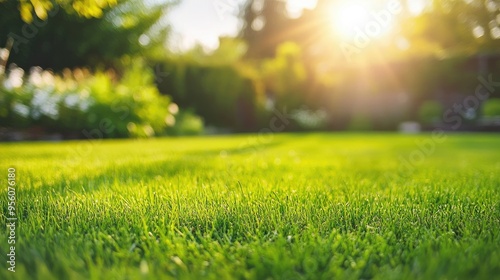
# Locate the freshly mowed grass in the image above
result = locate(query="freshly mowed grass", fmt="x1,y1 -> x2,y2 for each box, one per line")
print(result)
1,133 -> 499,280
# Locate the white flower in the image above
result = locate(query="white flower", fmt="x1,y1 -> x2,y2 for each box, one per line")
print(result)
64,94 -> 80,108
31,89 -> 50,107
31,88 -> 60,120
29,67 -> 43,87
291,108 -> 328,129
12,103 -> 30,118
78,98 -> 92,112
4,67 -> 24,89
0,48 -> 8,61
41,70 -> 55,87
41,101 -> 59,119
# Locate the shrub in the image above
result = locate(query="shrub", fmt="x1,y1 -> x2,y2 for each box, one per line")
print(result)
419,101 -> 443,124
167,109 -> 204,136
483,99 -> 500,117
157,61 -> 264,132
348,114 -> 372,131
0,61 -> 202,138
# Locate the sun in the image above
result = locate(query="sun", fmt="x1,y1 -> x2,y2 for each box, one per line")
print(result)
329,2 -> 371,39
286,0 -> 317,18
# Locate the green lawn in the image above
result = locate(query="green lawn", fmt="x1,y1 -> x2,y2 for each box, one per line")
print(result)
1,133 -> 499,279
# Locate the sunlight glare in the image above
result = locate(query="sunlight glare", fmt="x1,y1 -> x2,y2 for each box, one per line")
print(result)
287,0 -> 317,18
330,2 -> 371,39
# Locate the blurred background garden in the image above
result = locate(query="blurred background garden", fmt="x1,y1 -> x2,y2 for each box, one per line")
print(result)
1,0 -> 500,140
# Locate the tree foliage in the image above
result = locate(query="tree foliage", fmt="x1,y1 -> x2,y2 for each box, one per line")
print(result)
17,0 -> 118,23
0,0 -> 174,70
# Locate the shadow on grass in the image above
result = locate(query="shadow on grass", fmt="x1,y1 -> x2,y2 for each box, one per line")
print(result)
19,138 -> 286,197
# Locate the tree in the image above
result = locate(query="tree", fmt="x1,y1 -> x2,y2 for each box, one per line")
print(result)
240,0 -> 292,58
15,0 -> 118,23
0,0 -> 175,70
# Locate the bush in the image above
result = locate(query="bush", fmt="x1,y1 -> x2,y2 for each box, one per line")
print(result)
0,61 -> 202,138
348,114 -> 372,131
167,109 -> 204,136
157,60 -> 265,132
